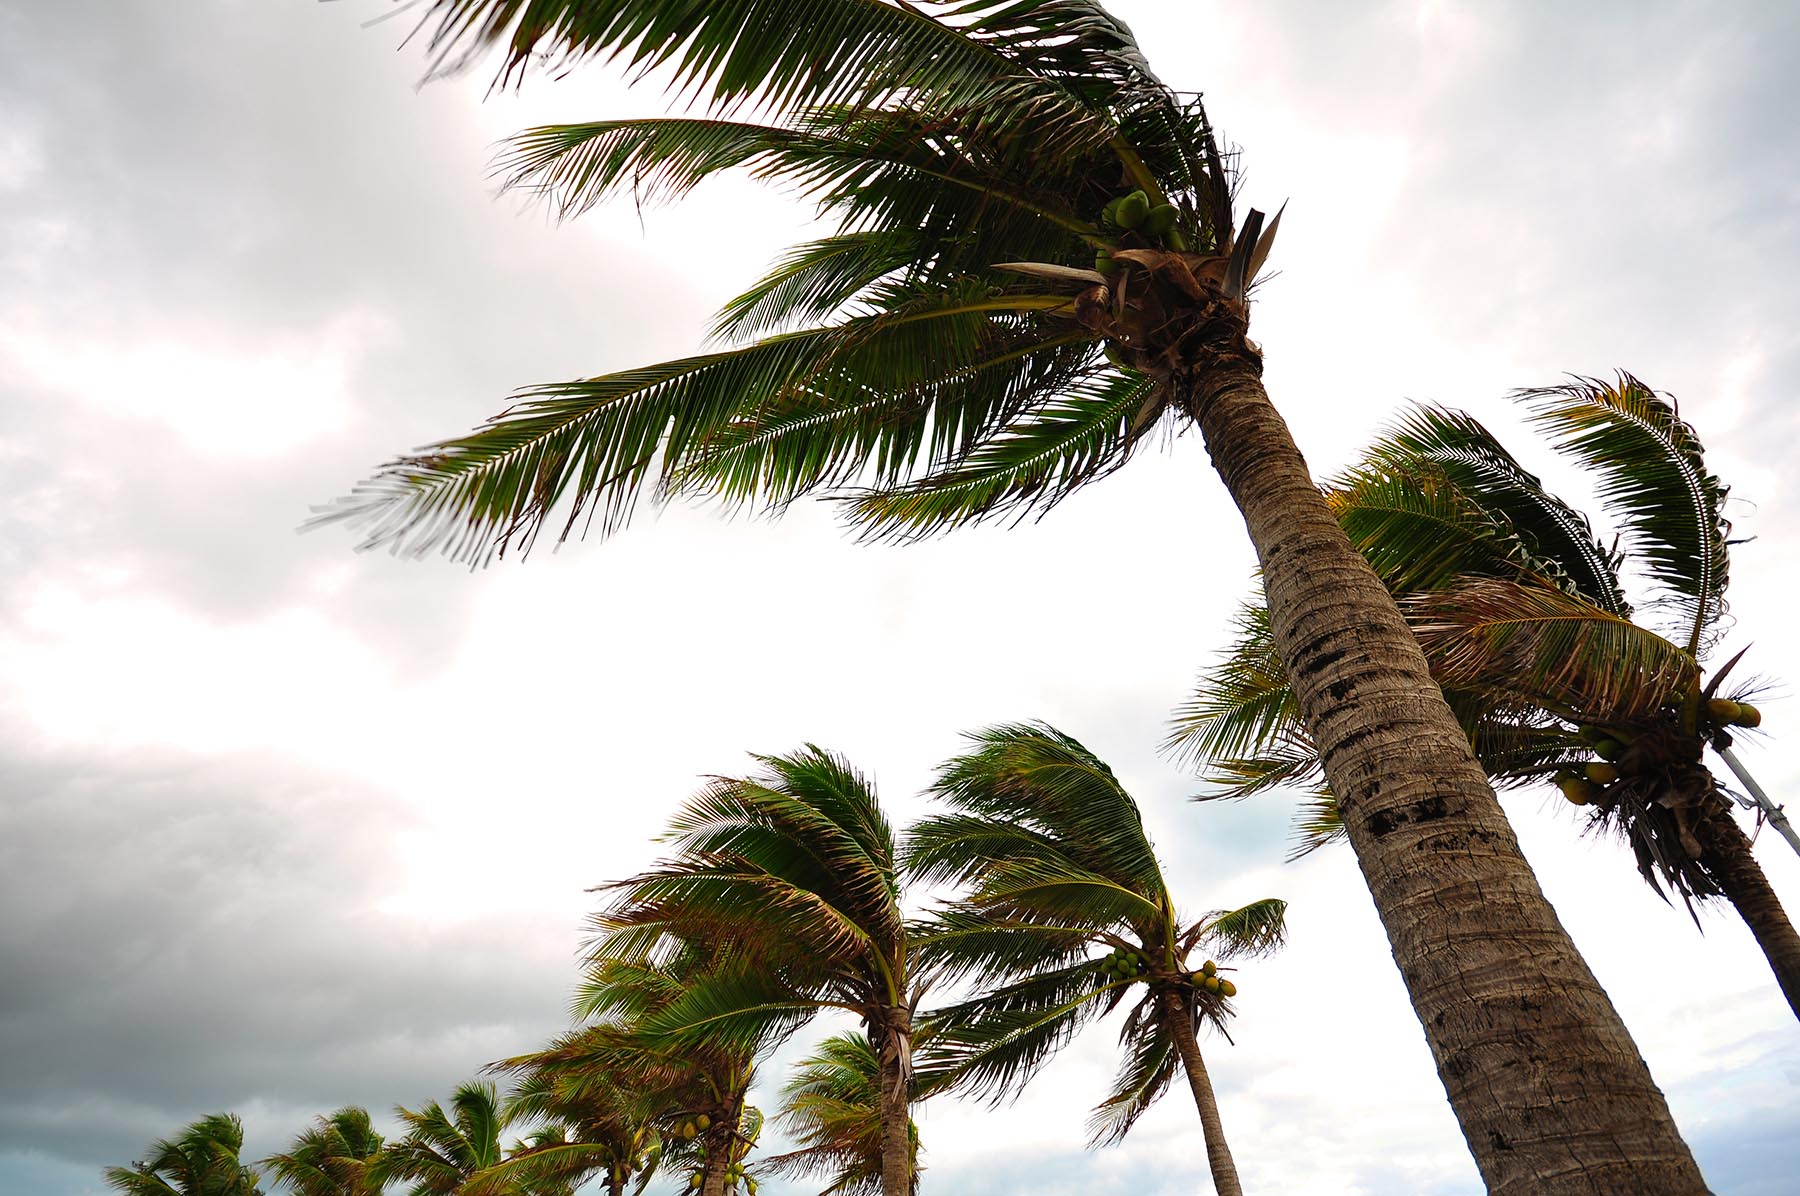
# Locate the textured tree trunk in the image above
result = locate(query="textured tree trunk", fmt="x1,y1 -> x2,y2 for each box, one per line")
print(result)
1697,807 -> 1800,1021
1162,989 -> 1242,1196
700,1105 -> 735,1196
876,1015 -> 914,1196
1180,356 -> 1707,1195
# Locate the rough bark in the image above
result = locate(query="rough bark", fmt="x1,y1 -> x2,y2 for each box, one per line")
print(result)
1697,808 -> 1800,1021
1162,988 -> 1241,1196
699,1109 -> 733,1196
876,1014 -> 914,1196
1181,357 -> 1708,1195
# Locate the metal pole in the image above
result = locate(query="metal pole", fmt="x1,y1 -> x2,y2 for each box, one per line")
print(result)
1716,743 -> 1800,861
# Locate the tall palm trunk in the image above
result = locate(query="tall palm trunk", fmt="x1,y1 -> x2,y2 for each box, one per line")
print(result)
1161,989 -> 1241,1196
875,1013 -> 914,1196
1696,807 -> 1800,1020
1178,355 -> 1707,1195
699,1103 -> 736,1196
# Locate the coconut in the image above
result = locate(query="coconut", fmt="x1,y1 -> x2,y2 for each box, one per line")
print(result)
1101,196 -> 1126,228
1201,959 -> 1217,977
689,1174 -> 702,1189
1202,974 -> 1222,994
1592,738 -> 1624,761
681,1123 -> 698,1140
1556,775 -> 1601,806
1219,978 -> 1238,998
696,1114 -> 712,1132
1707,698 -> 1742,725
1142,203 -> 1179,236
1116,190 -> 1150,229
1094,249 -> 1119,275
1735,702 -> 1763,728
1584,762 -> 1619,785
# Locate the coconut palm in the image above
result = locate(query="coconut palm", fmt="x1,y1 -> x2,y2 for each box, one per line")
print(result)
595,747 -> 918,1196
106,1114 -> 263,1196
262,1108 -> 385,1196
903,723 -> 1282,1196
318,4 -> 1706,1189
1170,375 -> 1800,1021
376,1081 -> 519,1196
760,1033 -> 919,1196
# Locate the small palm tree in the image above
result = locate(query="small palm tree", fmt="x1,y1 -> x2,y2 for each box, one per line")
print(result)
596,747 -> 918,1196
761,1033 -> 919,1196
1170,376 -> 1800,1020
317,4 -> 1711,1188
905,723 -> 1285,1196
376,1081 -> 514,1196
105,1113 -> 262,1196
262,1108 -> 384,1196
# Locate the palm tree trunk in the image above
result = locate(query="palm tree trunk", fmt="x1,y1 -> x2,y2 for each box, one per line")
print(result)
700,1111 -> 733,1196
1178,355 -> 1707,1195
1696,806 -> 1800,1021
1161,989 -> 1241,1196
876,1015 -> 914,1196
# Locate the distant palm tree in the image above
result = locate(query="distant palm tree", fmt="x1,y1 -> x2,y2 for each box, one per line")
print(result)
320,4 -> 1710,1190
376,1081 -> 514,1196
1170,376 -> 1800,1020
105,1113 -> 262,1196
262,1107 -> 384,1196
761,1033 -> 919,1196
905,723 -> 1283,1196
597,748 -> 917,1196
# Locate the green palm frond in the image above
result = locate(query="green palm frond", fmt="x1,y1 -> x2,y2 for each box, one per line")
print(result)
1363,405 -> 1629,611
1410,578 -> 1701,721
107,1115 -> 262,1196
906,905 -> 1094,987
904,812 -> 1086,890
316,291 -> 1084,562
1084,1009 -> 1178,1147
915,978 -> 1105,1103
925,722 -> 1166,893
1189,898 -> 1288,959
378,1083 -> 512,1196
713,230 -> 927,340
844,368 -> 1163,541
1520,373 -> 1729,651
1164,603 -> 1304,771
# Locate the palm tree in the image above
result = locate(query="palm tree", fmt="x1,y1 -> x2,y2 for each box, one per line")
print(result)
1170,376 -> 1800,1020
595,747 -> 918,1196
760,1033 -> 919,1196
105,1113 -> 263,1196
376,1081 -> 515,1196
473,1047 -> 657,1196
318,4 -> 1707,1188
262,1108 -> 385,1196
904,723 -> 1283,1196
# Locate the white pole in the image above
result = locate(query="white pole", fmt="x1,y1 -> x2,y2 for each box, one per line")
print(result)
1716,743 -> 1800,861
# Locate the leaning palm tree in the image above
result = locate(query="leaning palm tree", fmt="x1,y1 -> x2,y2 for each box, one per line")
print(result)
1170,376 -> 1800,1021
262,1107 -> 385,1196
760,1033 -> 919,1196
106,1114 -> 263,1196
376,1081 -> 516,1196
595,747 -> 918,1196
905,722 -> 1283,1196
318,4 -> 1706,1189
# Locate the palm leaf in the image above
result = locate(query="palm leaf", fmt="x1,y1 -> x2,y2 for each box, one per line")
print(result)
1190,898 -> 1288,959
1084,1008 -> 1178,1146
1520,373 -> 1729,651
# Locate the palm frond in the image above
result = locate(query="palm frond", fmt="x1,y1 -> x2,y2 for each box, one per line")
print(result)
1410,578 -> 1700,721
1191,898 -> 1288,959
1520,373 -> 1729,651
1362,405 -> 1629,611
712,230 -> 926,340
1084,1009 -> 1178,1146
1164,602 -> 1305,771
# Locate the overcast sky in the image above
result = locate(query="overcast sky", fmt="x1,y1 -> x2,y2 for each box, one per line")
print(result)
4,2 -> 1798,1194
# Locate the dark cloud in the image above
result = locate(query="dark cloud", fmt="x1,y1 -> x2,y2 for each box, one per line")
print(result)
0,734 -> 578,1177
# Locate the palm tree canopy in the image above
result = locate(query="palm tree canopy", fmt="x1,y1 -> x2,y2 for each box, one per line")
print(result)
105,1114 -> 263,1196
261,1108 -> 384,1196
377,1081 -> 512,1196
317,1 -> 1283,562
904,722 -> 1285,1145
761,1033 -> 920,1196
1169,375 -> 1748,876
594,745 -> 910,1051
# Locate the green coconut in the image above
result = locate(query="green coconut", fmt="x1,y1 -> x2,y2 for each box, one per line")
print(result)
1592,737 -> 1624,761
1218,978 -> 1238,998
1584,761 -> 1620,785
1094,249 -> 1120,275
695,1114 -> 711,1132
1115,190 -> 1150,229
1707,698 -> 1742,725
1142,203 -> 1179,236
1556,774 -> 1602,806
1735,702 -> 1763,728
1201,959 -> 1217,977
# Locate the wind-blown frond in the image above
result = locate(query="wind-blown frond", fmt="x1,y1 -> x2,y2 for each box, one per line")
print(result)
1363,405 -> 1629,612
1410,578 -> 1701,721
712,230 -> 926,340
762,1033 -> 920,1196
1084,1010 -> 1178,1147
1164,603 -> 1302,771
1520,373 -> 1729,651
1190,898 -> 1288,959
261,1108 -> 383,1196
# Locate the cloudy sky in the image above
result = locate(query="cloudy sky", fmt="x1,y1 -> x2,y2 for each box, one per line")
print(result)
4,1 -> 1799,1193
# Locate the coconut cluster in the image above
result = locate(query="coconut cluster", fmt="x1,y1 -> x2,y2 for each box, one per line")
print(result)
1554,699 -> 1763,807
686,1164 -> 756,1194
1093,189 -> 1188,276
1186,958 -> 1238,999
675,1112 -> 713,1140
1099,946 -> 1149,981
